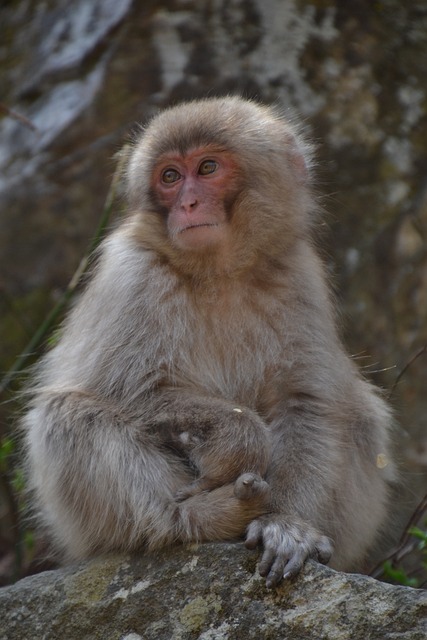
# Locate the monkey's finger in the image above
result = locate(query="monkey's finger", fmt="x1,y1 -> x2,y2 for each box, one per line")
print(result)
281,551 -> 306,580
257,547 -> 278,578
245,520 -> 263,549
263,550 -> 298,588
265,564 -> 287,588
315,536 -> 333,565
264,543 -> 310,587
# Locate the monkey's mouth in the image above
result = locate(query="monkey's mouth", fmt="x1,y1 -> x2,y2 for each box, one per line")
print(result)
179,223 -> 218,233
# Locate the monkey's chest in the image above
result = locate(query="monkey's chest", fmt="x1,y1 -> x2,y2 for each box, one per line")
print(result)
167,305 -> 286,407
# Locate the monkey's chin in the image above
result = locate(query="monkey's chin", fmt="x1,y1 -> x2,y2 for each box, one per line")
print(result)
175,224 -> 223,251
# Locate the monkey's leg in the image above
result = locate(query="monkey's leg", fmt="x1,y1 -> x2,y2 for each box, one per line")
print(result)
24,391 -> 270,560
160,473 -> 271,548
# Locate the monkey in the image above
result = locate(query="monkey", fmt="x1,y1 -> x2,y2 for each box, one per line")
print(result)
23,96 -> 395,588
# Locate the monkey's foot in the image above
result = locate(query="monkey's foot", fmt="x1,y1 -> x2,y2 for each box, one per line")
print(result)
245,515 -> 333,588
175,472 -> 271,503
233,473 -> 271,502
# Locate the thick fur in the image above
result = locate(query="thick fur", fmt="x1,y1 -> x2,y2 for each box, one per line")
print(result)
23,97 -> 395,585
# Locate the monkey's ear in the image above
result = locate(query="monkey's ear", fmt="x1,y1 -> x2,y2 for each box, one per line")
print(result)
283,129 -> 312,185
288,145 -> 310,184
290,148 -> 309,183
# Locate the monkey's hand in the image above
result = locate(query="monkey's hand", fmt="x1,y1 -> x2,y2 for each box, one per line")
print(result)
245,515 -> 333,588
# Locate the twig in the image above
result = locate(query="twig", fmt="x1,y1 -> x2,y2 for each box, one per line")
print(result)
370,492 -> 427,578
0,103 -> 38,132
390,345 -> 427,397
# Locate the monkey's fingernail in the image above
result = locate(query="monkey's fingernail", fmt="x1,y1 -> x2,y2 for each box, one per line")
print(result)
233,408 -> 243,413
283,571 -> 291,580
376,453 -> 388,469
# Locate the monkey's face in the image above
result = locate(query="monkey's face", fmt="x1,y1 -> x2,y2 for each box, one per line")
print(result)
126,98 -> 315,276
150,146 -> 241,252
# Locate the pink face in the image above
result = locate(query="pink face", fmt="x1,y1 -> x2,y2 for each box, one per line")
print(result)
152,147 -> 240,251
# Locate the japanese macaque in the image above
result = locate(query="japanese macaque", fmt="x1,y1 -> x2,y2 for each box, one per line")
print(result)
23,96 -> 395,587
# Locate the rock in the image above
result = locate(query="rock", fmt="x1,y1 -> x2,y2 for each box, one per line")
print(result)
1,543 -> 426,639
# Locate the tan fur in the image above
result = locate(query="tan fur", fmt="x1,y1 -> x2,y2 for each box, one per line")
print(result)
23,97 -> 395,586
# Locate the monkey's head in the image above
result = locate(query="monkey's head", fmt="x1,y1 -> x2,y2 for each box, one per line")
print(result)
126,97 -> 316,278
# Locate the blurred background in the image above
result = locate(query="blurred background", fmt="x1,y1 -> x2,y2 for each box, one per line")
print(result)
1,0 -> 426,585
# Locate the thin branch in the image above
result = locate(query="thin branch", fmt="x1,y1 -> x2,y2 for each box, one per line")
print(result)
370,492 -> 427,578
390,344 -> 427,397
0,103 -> 38,132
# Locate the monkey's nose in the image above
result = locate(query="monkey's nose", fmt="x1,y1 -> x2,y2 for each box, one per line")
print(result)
182,198 -> 198,212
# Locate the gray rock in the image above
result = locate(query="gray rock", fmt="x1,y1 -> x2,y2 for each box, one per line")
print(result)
1,543 -> 426,639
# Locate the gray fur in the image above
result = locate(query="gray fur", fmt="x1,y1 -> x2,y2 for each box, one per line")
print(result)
23,97 -> 395,586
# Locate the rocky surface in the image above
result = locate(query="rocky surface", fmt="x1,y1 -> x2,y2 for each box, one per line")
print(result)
1,543 -> 426,640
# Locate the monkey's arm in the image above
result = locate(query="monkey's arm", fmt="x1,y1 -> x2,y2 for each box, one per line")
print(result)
141,388 -> 271,497
245,398 -> 335,587
247,371 -> 392,587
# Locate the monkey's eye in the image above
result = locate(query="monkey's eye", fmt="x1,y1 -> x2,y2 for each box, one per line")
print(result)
162,169 -> 181,184
198,160 -> 218,175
